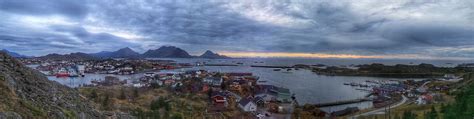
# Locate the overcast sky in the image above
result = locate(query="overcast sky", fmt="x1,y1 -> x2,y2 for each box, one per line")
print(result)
0,0 -> 473,59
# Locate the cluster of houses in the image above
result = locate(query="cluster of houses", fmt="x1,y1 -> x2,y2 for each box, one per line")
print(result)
202,72 -> 294,116
28,58 -> 195,76
370,79 -> 450,108
116,69 -> 295,117
91,76 -> 127,86
32,61 -> 86,77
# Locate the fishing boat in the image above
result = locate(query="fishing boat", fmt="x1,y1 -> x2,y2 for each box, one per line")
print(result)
359,84 -> 369,87
273,69 -> 281,71
350,82 -> 359,86
55,68 -> 70,77
55,72 -> 70,77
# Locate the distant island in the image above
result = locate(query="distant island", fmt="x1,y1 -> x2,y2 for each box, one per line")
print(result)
198,50 -> 231,59
312,63 -> 472,78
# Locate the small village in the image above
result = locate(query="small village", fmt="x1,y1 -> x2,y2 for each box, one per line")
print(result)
84,69 -> 296,118
81,68 -> 462,118
21,58 -> 193,77
19,58 -> 468,118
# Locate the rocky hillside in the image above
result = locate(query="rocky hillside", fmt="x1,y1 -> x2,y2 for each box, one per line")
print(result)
0,52 -> 100,118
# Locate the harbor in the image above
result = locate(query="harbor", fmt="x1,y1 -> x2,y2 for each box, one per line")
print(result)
23,57 -> 461,118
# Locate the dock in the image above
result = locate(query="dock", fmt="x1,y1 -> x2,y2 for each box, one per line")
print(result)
250,65 -> 294,68
313,98 -> 372,107
204,64 -> 239,66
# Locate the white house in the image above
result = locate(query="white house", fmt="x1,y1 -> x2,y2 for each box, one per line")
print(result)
238,98 -> 257,112
203,77 -> 223,86
133,83 -> 146,88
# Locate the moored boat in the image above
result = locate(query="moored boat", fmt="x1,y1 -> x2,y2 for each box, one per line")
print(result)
56,72 -> 70,77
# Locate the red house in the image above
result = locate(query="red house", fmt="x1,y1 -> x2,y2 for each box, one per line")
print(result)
211,91 -> 227,104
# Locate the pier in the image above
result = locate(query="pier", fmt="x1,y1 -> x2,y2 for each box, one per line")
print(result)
250,65 -> 294,68
204,64 -> 239,66
312,98 -> 372,107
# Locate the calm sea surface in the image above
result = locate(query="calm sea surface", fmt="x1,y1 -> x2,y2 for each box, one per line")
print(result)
42,58 -> 466,112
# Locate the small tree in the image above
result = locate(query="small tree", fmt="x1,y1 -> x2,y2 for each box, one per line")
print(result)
402,111 -> 416,119
171,113 -> 183,119
426,106 -> 438,119
119,88 -> 127,100
89,89 -> 98,101
133,88 -> 139,98
207,88 -> 213,99
221,81 -> 226,90
102,94 -> 111,110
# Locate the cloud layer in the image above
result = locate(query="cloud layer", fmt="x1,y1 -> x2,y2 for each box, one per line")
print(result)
0,0 -> 473,59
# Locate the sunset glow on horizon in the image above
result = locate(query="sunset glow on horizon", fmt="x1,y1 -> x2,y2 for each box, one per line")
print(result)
219,52 -> 472,60
221,52 -> 397,59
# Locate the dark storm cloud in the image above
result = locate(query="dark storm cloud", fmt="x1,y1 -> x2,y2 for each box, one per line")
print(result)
89,0 -> 273,46
378,22 -> 474,47
0,23 -> 138,55
0,0 -> 473,59
0,0 -> 88,19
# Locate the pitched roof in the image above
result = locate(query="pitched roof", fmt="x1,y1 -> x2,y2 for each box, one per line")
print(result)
253,96 -> 264,103
211,91 -> 226,97
239,98 -> 253,106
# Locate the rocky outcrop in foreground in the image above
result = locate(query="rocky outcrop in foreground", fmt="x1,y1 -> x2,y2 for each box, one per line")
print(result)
0,52 -> 100,118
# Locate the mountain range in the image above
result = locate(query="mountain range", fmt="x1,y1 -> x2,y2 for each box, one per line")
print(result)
36,46 -> 230,60
38,52 -> 98,61
90,47 -> 140,58
0,49 -> 30,58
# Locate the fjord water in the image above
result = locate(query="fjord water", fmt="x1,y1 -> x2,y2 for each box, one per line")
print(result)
44,58 -> 465,112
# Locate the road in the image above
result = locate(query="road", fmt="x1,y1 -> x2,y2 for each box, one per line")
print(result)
420,81 -> 431,88
349,95 -> 408,119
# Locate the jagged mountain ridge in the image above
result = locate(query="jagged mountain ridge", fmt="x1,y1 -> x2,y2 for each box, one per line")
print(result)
142,46 -> 193,58
37,46 -> 232,59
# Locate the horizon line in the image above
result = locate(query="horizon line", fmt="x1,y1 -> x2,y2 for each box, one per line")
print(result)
218,52 -> 473,61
